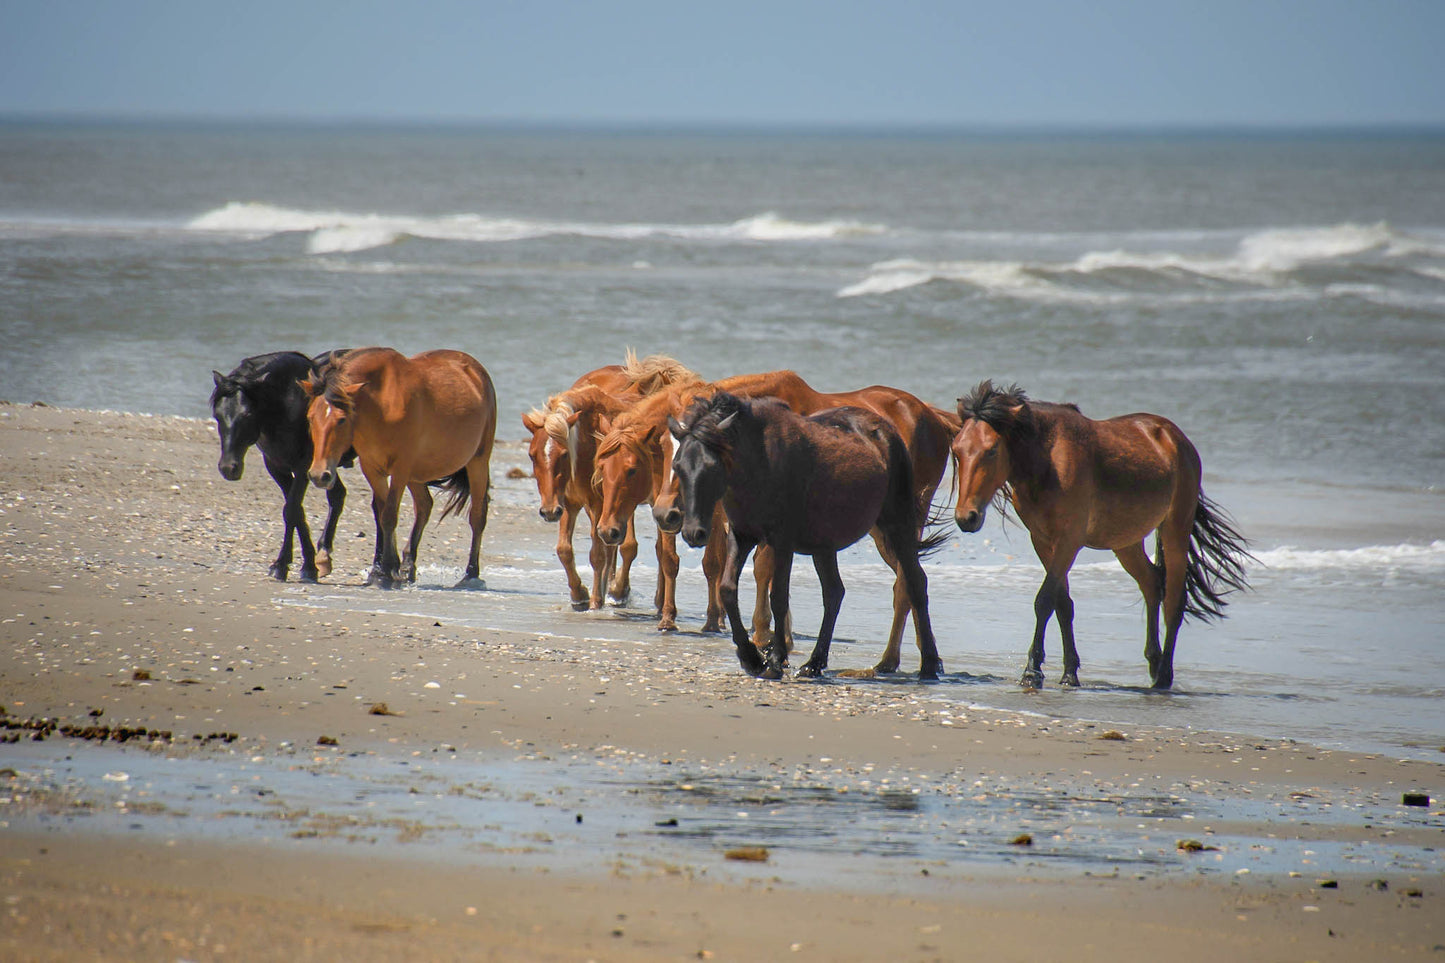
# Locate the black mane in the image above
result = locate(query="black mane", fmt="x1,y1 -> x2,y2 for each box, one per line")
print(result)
679,391 -> 748,453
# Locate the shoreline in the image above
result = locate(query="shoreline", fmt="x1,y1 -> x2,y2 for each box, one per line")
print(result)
2,403 -> 1443,960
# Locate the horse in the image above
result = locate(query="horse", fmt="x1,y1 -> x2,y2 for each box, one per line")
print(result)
304,347 -> 497,589
670,392 -> 946,681
211,350 -> 352,582
521,353 -> 698,612
950,380 -> 1252,690
628,369 -> 958,669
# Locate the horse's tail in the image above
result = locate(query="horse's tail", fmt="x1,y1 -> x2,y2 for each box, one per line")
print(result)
882,426 -> 951,560
431,468 -> 472,521
1176,490 -> 1254,622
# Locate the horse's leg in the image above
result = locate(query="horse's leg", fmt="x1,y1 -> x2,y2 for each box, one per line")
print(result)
1154,518 -> 1192,690
585,511 -> 611,610
701,514 -> 727,633
885,526 -> 943,681
797,551 -> 844,679
1024,537 -> 1081,687
287,469 -> 322,582
365,465 -> 402,588
557,500 -> 589,609
460,459 -> 491,585
760,547 -> 795,679
401,482 -> 433,584
866,529 -> 910,674
655,530 -> 680,631
1055,572 -> 1080,687
608,515 -> 637,606
720,531 -> 767,677
1116,541 -> 1163,682
262,459 -> 300,581
749,544 -> 774,649
315,474 -> 347,579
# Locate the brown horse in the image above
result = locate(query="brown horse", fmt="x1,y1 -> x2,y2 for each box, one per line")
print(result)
950,380 -> 1252,690
522,365 -> 632,609
670,392 -> 946,680
522,353 -> 699,612
304,347 -> 497,589
630,370 -> 958,671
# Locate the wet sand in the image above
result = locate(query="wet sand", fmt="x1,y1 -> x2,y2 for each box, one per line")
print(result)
1,402 -> 1443,961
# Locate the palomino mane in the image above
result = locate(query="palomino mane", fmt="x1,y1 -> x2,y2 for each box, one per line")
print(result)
621,349 -> 701,396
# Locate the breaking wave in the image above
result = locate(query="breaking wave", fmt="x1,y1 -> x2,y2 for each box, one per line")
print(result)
837,222 -> 1445,302
186,202 -> 887,254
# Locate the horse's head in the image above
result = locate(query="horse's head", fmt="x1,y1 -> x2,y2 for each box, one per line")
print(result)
952,380 -> 1027,533
302,370 -> 361,491
210,370 -> 262,481
523,409 -> 568,522
668,393 -> 741,549
593,425 -> 659,546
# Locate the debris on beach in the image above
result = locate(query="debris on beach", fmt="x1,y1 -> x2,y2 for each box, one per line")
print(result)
1401,792 -> 1431,807
1177,839 -> 1220,853
368,702 -> 401,716
1098,730 -> 1127,741
724,846 -> 770,862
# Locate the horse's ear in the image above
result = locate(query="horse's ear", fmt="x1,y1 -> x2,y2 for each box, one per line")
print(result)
522,411 -> 543,433
564,406 -> 582,427
715,411 -> 737,432
298,377 -> 317,398
343,382 -> 364,398
667,415 -> 686,441
213,370 -> 227,388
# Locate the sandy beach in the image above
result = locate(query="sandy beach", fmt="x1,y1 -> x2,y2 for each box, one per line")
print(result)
2,402 -> 1442,962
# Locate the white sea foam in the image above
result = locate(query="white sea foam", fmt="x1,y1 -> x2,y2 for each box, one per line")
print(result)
1251,540 -> 1445,574
837,222 -> 1445,300
186,202 -> 887,253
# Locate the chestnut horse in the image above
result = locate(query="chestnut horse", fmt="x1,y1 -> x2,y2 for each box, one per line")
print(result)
599,369 -> 957,670
522,353 -> 698,611
670,392 -> 946,680
211,350 -> 351,582
951,380 -> 1252,690
304,347 -> 497,589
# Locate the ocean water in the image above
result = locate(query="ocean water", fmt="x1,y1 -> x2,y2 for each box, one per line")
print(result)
2,121 -> 1442,759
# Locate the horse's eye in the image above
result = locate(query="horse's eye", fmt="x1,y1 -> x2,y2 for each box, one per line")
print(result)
625,466 -> 638,478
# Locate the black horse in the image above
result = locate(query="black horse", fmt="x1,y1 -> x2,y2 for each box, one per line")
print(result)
669,392 -> 946,680
210,351 -> 353,582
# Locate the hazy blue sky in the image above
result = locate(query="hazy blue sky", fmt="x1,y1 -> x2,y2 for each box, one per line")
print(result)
2,1 -> 1441,128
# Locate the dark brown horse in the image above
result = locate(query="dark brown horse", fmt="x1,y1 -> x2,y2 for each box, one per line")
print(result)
624,369 -> 957,668
951,380 -> 1252,690
304,347 -> 497,589
670,392 -> 946,680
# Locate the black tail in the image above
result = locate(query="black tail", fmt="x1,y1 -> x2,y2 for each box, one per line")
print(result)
429,468 -> 472,520
883,429 -> 952,560
1180,491 -> 1254,622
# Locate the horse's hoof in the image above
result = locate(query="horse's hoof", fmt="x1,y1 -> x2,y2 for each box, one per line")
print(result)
760,664 -> 785,681
918,661 -> 942,681
1019,671 -> 1044,689
454,576 -> 485,590
268,565 -> 288,582
656,618 -> 678,633
796,663 -> 824,679
702,620 -> 723,634
297,568 -> 320,584
1060,671 -> 1080,687
570,599 -> 590,612
736,647 -> 768,676
608,590 -> 631,607
872,661 -> 900,675
1150,674 -> 1174,690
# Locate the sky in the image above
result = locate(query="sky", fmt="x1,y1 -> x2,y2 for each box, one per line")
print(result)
2,0 -> 1442,129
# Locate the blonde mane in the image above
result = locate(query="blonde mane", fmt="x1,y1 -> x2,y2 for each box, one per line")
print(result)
621,349 -> 703,396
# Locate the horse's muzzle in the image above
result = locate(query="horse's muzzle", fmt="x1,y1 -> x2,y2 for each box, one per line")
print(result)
681,524 -> 709,549
653,505 -> 683,534
309,469 -> 336,490
955,509 -> 985,533
539,505 -> 563,523
217,458 -> 243,482
599,522 -> 626,546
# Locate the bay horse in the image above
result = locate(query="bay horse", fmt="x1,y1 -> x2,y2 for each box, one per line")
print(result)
521,353 -> 698,612
211,350 -> 352,582
304,347 -> 497,589
951,380 -> 1252,690
620,370 -> 958,669
670,392 -> 946,681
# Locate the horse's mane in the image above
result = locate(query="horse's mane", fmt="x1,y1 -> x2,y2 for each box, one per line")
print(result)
957,380 -> 1031,435
678,391 -> 747,455
621,349 -> 701,396
305,349 -> 363,415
